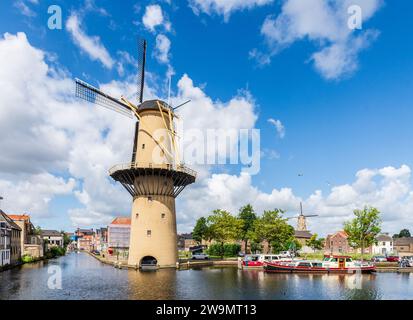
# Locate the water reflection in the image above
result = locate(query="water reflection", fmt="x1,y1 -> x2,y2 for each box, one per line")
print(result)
0,253 -> 412,300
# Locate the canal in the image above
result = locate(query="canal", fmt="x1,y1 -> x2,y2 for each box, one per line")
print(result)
0,252 -> 412,300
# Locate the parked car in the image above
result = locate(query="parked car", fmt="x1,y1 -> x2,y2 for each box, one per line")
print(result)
192,253 -> 209,260
372,255 -> 387,262
386,255 -> 400,262
91,250 -> 100,256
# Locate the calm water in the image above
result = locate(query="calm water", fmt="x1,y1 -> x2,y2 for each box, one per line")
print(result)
0,252 -> 412,300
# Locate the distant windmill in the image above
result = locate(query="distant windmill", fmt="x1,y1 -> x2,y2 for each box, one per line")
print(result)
75,38 -> 196,269
286,202 -> 318,231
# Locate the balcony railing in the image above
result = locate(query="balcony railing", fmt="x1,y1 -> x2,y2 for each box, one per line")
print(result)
109,162 -> 196,177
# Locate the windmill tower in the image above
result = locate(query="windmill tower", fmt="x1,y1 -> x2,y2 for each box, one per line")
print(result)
75,39 -> 196,268
287,202 -> 318,231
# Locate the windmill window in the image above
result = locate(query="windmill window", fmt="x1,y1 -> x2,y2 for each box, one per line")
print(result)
142,144 -> 145,149
161,213 -> 165,219
147,230 -> 151,237
136,213 -> 139,218
148,196 -> 153,201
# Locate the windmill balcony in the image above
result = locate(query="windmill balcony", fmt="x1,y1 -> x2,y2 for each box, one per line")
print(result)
108,162 -> 196,198
109,162 -> 196,177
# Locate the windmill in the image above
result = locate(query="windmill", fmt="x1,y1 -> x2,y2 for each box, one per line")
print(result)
286,202 -> 318,231
75,39 -> 196,269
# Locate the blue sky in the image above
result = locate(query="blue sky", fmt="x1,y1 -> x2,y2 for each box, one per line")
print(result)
1,0 -> 413,236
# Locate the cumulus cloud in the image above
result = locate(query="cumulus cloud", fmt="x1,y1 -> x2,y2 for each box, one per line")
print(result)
189,0 -> 273,21
154,34 -> 171,64
178,165 -> 413,236
254,0 -> 383,79
0,32 -> 258,229
66,13 -> 114,69
268,118 -> 285,138
142,4 -> 171,32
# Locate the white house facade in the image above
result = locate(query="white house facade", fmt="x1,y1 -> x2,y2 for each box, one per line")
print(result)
372,234 -> 393,255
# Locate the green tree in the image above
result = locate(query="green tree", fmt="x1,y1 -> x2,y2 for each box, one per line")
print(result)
306,233 -> 325,252
61,230 -> 71,248
238,204 -> 257,254
192,217 -> 209,244
207,209 -> 244,258
398,229 -> 411,238
249,209 -> 296,254
34,226 -> 42,236
344,206 -> 381,261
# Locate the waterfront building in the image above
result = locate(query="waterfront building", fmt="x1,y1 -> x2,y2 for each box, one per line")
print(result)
0,210 -> 22,266
177,233 -> 197,251
325,230 -> 372,254
394,237 -> 413,256
108,217 -> 130,257
294,230 -> 313,253
75,228 -> 95,251
41,230 -> 64,249
95,227 -> 108,252
372,234 -> 393,255
9,214 -> 44,259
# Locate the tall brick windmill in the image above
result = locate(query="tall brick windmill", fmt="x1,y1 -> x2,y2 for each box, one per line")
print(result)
75,39 -> 196,268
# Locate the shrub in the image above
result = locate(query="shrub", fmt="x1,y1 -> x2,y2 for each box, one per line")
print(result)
206,243 -> 241,257
21,255 -> 35,263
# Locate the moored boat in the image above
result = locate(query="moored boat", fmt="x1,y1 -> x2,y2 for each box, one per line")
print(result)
264,255 -> 376,274
241,254 -> 293,269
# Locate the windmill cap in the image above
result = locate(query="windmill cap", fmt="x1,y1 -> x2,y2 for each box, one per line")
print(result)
138,99 -> 173,113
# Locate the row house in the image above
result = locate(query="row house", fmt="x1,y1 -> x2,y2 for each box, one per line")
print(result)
108,217 -> 131,257
0,210 -> 22,266
41,230 -> 64,249
95,227 -> 108,252
394,237 -> 413,256
372,234 -> 393,255
76,228 -> 95,251
9,214 -> 44,259
324,231 -> 373,255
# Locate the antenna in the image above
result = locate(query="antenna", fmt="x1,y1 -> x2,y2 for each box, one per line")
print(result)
137,38 -> 147,104
167,74 -> 172,107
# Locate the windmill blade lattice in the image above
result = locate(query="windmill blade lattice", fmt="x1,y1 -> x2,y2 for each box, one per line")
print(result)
75,78 -> 134,119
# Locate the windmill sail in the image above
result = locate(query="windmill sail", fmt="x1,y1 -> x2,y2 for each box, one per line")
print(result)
137,38 -> 147,104
75,78 -> 133,119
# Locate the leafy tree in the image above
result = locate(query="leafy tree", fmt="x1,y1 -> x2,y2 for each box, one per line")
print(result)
344,206 -> 381,261
306,233 -> 325,252
61,231 -> 71,248
249,209 -> 296,254
398,229 -> 411,238
34,226 -> 42,236
238,204 -> 257,254
207,209 -> 244,258
192,217 -> 209,244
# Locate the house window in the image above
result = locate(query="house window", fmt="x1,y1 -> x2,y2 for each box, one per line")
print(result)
382,242 -> 385,246
161,213 -> 165,219
147,230 -> 151,237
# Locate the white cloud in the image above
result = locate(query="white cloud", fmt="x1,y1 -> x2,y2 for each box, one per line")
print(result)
66,13 -> 114,69
0,32 -> 258,230
142,4 -> 171,32
154,34 -> 171,64
268,118 -> 285,138
189,0 -> 273,21
256,0 -> 383,79
177,164 -> 413,236
14,0 -> 36,17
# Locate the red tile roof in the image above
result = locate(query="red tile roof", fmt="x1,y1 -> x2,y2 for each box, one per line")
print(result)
7,214 -> 30,221
110,217 -> 131,225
